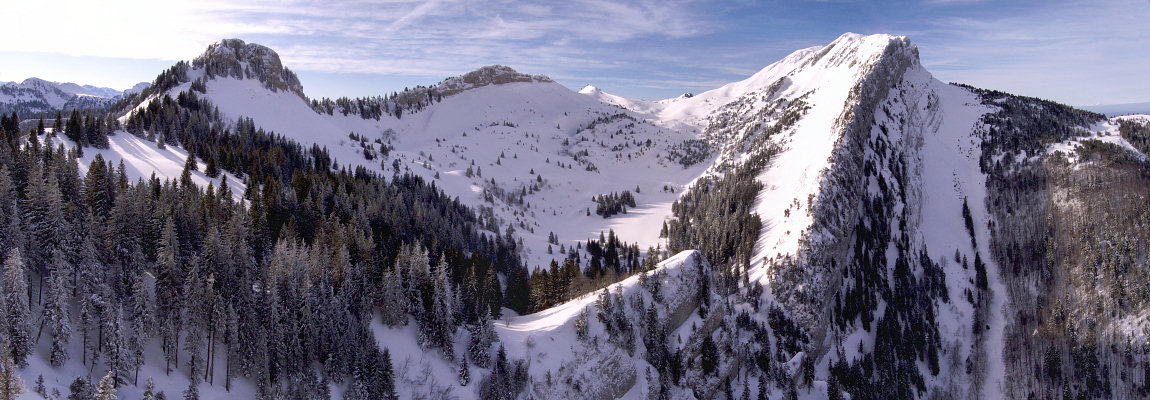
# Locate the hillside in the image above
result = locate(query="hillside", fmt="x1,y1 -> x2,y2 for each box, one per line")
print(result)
0,78 -> 147,116
4,34 -> 1149,400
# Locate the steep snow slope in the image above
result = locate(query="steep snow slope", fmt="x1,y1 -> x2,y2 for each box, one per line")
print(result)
181,62 -> 707,268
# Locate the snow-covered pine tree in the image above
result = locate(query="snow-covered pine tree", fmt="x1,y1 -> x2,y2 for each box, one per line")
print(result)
34,375 -> 45,398
468,311 -> 497,368
0,166 -> 19,254
432,255 -> 456,359
459,355 -> 471,386
181,381 -> 198,400
377,266 -> 407,326
94,369 -> 117,400
77,226 -> 113,367
0,340 -> 23,400
155,216 -> 182,375
43,256 -> 71,367
183,263 -> 208,385
224,304 -> 239,392
67,377 -> 94,400
106,306 -> 129,387
129,272 -> 153,384
23,164 -> 66,303
141,378 -> 156,400
1,249 -> 32,367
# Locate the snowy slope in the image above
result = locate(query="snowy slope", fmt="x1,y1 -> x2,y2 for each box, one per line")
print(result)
0,78 -> 136,114
168,61 -> 709,269
45,34 -> 1140,399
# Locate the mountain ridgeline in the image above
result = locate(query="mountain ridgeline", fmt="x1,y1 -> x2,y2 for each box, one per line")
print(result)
0,35 -> 1147,400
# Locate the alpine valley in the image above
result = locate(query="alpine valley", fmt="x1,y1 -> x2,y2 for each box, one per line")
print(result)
1,33 -> 1149,400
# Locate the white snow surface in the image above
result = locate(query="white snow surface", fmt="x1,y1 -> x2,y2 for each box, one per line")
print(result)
24,32 -> 1090,399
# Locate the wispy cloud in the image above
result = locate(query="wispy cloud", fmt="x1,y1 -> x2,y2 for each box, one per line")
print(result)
0,0 -> 1144,104
912,0 -> 1150,104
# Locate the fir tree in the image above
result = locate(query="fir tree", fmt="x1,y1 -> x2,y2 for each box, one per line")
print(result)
105,306 -> 129,387
66,378 -> 93,400
1,249 -> 32,367
378,266 -> 407,326
0,167 -> 19,254
204,155 -> 220,179
155,216 -> 181,375
34,375 -> 45,398
181,382 -> 198,400
94,370 -> 117,400
468,312 -> 497,368
43,257 -> 71,367
459,355 -> 471,386
141,378 -> 156,400
182,264 -> 208,385
129,273 -> 154,384
0,341 -> 23,400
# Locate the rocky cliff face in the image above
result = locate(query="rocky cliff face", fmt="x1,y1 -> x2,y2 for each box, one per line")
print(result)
193,38 -> 306,99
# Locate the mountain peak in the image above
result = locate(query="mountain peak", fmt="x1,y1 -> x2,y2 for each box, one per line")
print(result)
435,65 -> 553,96
193,38 -> 305,99
578,84 -> 601,95
805,32 -> 916,70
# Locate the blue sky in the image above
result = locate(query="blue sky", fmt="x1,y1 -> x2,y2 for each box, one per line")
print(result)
1,0 -> 1146,105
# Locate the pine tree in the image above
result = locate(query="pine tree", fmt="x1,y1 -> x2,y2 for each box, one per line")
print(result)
468,312 -> 497,368
129,273 -> 153,384
66,377 -> 94,400
0,167 -> 19,254
23,164 -> 66,302
183,264 -> 208,385
380,348 -> 397,400
94,370 -> 117,400
430,255 -> 456,359
181,382 -> 198,400
0,340 -> 23,400
1,249 -> 32,367
204,155 -> 220,179
757,373 -> 768,400
141,378 -> 156,400
83,154 -> 115,220
34,375 -> 45,397
43,257 -> 71,367
105,306 -> 129,387
378,266 -> 407,326
459,355 -> 471,386
827,373 -> 843,400
155,216 -> 181,375
76,242 -> 106,368
65,110 -> 83,145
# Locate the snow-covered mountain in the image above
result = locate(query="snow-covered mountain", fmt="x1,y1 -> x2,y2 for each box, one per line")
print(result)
15,34 -> 1150,400
0,78 -> 149,115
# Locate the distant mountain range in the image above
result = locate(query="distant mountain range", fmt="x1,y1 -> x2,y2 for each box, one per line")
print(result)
1081,101 -> 1150,116
0,77 -> 148,115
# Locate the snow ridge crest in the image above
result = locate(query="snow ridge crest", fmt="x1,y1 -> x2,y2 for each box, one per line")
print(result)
193,38 -> 306,99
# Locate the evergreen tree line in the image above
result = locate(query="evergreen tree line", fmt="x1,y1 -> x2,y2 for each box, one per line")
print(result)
310,87 -> 443,121
593,190 -> 636,218
528,230 -> 647,312
974,89 -> 1150,399
0,100 -> 531,397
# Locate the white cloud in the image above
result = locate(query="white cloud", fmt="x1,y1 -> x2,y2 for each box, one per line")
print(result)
915,0 -> 1150,104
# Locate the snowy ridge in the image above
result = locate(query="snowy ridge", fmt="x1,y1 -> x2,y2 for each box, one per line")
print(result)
130,54 -> 707,268
41,32 -> 1132,399
0,77 -> 144,115
434,65 -> 552,97
193,38 -> 305,99
496,250 -> 705,399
